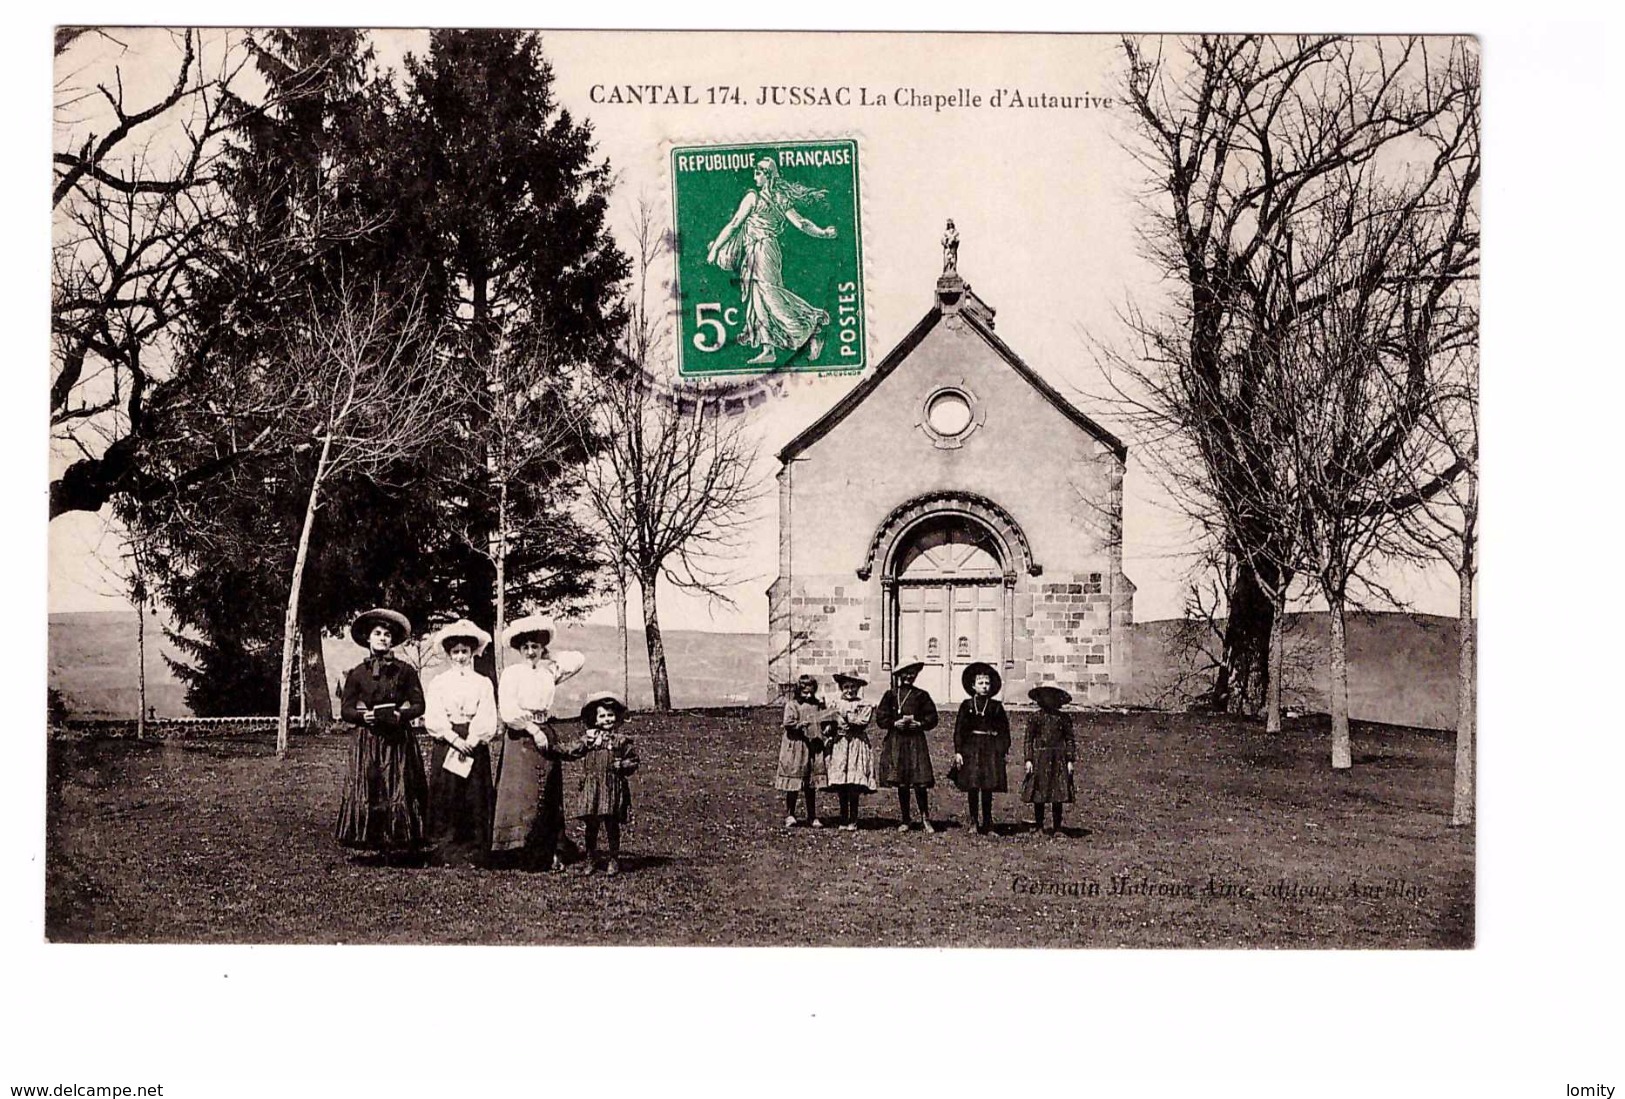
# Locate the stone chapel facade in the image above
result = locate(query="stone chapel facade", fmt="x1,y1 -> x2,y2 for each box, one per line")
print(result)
767,258 -> 1134,706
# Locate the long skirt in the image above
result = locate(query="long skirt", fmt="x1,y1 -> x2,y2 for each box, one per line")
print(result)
427,726 -> 494,864
774,732 -> 828,792
491,730 -> 567,867
825,733 -> 877,791
1022,747 -> 1076,804
953,736 -> 1009,793
877,730 -> 934,788
336,724 -> 430,851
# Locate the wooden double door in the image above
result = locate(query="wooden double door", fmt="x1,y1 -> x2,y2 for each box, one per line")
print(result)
891,518 -> 1005,705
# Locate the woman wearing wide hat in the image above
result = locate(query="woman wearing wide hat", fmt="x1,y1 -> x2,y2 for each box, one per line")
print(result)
422,619 -> 499,865
952,661 -> 1011,835
1021,685 -> 1077,835
491,613 -> 587,871
875,661 -> 939,832
336,608 -> 430,859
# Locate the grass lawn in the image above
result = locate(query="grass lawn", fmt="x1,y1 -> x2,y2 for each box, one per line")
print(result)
45,708 -> 1473,947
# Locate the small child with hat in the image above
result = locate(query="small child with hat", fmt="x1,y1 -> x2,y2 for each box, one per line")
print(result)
875,661 -> 939,832
825,673 -> 877,830
952,661 -> 1011,836
777,674 -> 833,828
1022,685 -> 1077,835
575,692 -> 639,875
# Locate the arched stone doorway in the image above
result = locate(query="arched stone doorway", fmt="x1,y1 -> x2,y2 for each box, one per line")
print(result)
885,514 -> 1011,704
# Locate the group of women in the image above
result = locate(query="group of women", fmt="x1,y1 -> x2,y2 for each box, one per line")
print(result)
776,660 -> 1080,835
334,607 -> 637,874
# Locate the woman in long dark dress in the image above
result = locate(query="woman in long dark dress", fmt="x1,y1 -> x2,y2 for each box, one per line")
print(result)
875,662 -> 939,832
336,608 -> 430,860
423,619 -> 498,866
952,661 -> 1010,836
1021,685 -> 1077,835
491,613 -> 586,872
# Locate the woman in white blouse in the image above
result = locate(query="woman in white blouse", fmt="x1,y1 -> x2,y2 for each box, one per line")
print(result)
423,619 -> 500,866
490,613 -> 587,871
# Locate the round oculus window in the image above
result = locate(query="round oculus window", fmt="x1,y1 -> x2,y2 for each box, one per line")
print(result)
926,390 -> 974,436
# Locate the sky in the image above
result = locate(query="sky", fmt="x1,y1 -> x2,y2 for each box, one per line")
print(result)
47,29 -> 1471,630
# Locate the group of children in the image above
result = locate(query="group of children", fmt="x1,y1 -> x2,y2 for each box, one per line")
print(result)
775,660 -> 1080,835
336,602 -> 1078,868
334,608 -> 638,875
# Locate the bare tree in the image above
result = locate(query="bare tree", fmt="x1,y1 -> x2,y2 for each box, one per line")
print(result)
51,30 -> 256,519
577,207 -> 761,711
1109,35 -> 1479,718
1399,349 -> 1478,822
266,282 -> 456,755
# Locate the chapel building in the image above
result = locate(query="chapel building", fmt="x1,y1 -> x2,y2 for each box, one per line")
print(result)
767,246 -> 1134,705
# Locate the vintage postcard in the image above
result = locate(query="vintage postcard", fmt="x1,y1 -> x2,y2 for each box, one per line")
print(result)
46,28 -> 1478,951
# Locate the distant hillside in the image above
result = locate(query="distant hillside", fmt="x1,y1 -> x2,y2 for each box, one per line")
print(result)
1127,611 -> 1464,730
48,613 -> 772,718
50,610 -> 1465,728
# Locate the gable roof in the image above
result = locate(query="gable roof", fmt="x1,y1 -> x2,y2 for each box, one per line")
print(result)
777,302 -> 1127,463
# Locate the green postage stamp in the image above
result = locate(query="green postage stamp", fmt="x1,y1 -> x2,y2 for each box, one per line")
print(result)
671,139 -> 865,377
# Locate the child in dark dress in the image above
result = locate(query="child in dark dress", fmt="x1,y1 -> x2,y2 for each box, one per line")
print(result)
952,661 -> 1010,836
876,662 -> 939,832
575,693 -> 639,875
1022,685 -> 1077,835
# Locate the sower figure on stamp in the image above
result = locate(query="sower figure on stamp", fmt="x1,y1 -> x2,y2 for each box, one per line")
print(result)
1022,685 -> 1077,836
422,619 -> 499,867
777,674 -> 832,828
491,614 -> 587,872
706,157 -> 837,366
952,661 -> 1010,836
876,662 -> 939,833
336,609 -> 430,863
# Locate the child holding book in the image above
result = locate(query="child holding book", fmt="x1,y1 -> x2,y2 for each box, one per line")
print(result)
574,693 -> 639,875
825,673 -> 877,830
777,674 -> 832,828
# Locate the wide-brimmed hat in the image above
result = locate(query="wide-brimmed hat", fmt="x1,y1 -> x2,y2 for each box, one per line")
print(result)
892,661 -> 925,682
961,661 -> 1002,696
579,692 -> 628,724
350,608 -> 411,648
833,672 -> 868,690
432,618 -> 491,657
502,613 -> 556,650
1028,685 -> 1072,711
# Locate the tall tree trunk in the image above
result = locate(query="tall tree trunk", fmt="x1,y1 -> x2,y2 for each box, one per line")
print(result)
135,585 -> 147,739
277,435 -> 331,758
1450,560 -> 1476,826
1328,595 -> 1352,770
640,573 -> 671,712
1265,586 -> 1287,734
616,569 -> 630,705
1217,562 -> 1275,714
494,478 -> 508,674
300,622 -> 334,728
